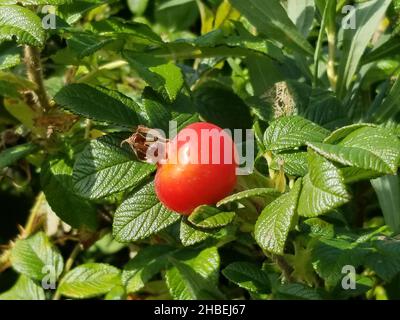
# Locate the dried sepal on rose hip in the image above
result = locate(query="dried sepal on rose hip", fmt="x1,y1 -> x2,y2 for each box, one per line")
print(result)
124,122 -> 238,215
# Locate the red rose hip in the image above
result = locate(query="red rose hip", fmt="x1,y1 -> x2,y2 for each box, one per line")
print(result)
155,122 -> 238,215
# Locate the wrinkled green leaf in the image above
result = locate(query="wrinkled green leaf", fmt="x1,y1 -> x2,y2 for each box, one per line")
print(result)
222,262 -> 270,293
54,84 -> 140,127
73,135 -> 155,200
308,126 -> 400,175
10,232 -> 64,281
217,188 -> 279,207
0,275 -> 45,300
298,150 -> 350,217
122,245 -> 174,293
42,157 -> 98,230
0,5 -> 45,47
270,152 -> 308,177
180,219 -> 214,247
188,206 -> 235,229
58,263 -> 121,299
113,181 -> 180,242
165,247 -> 223,300
264,116 -> 329,152
255,179 -> 302,254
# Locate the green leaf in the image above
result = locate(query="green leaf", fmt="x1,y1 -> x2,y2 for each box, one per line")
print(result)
312,237 -> 370,286
0,275 -> 45,300
371,77 -> 400,123
336,0 -> 392,98
255,179 -> 302,255
0,143 -> 38,170
0,42 -> 20,70
123,54 -> 183,102
127,0 -> 149,15
246,55 -> 284,97
308,126 -> 400,175
301,218 -> 335,238
334,275 -> 374,299
188,206 -> 235,229
323,124 -> 375,144
0,5 -> 45,47
270,152 -> 308,177
149,62 -> 184,102
66,31 -> 114,59
58,0 -> 106,24
217,188 -> 279,207
104,285 -> 126,300
371,175 -> 400,234
300,89 -> 347,130
91,18 -> 162,45
58,263 -> 121,299
92,233 -> 126,255
230,0 -> 314,55
222,262 -> 270,293
122,245 -> 174,293
287,0 -> 315,37
3,98 -> 36,129
112,181 -> 180,242
41,158 -> 98,230
362,36 -> 400,65
275,282 -> 322,300
54,84 -> 140,127
297,150 -> 350,217
165,247 -> 224,300
365,240 -> 400,282
341,167 -> 381,184
180,219 -> 214,247
0,80 -> 21,98
73,135 -> 155,200
264,116 -> 330,152
10,232 -> 64,281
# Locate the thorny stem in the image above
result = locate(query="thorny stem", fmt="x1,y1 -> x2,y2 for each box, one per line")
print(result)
24,46 -> 51,113
53,243 -> 82,300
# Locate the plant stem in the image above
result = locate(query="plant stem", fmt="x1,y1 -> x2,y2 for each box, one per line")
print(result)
327,32 -> 337,90
313,1 -> 329,87
273,255 -> 293,282
84,119 -> 92,139
24,46 -> 51,113
0,249 -> 11,273
264,250 -> 293,282
53,243 -> 82,300
76,60 -> 128,83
